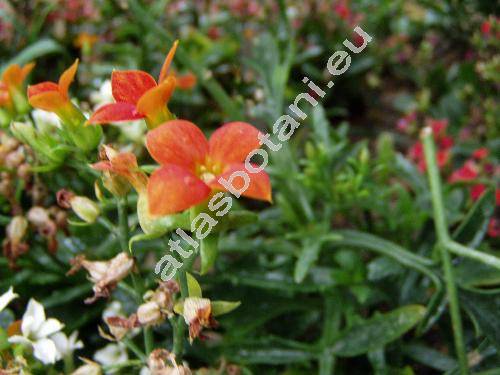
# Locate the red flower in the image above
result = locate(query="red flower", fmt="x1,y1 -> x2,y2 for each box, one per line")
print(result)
488,218 -> 500,238
472,148 -> 489,160
449,160 -> 478,183
439,136 -> 454,150
470,184 -> 486,201
481,21 -> 491,36
146,120 -> 271,216
334,0 -> 351,20
87,41 -> 180,128
428,119 -> 448,138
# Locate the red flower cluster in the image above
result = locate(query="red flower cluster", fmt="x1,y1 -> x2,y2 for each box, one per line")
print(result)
449,147 -> 499,238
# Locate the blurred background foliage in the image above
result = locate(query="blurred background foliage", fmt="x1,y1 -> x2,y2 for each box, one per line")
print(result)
0,0 -> 499,374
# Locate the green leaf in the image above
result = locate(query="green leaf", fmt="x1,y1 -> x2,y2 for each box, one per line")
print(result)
452,189 -> 495,248
0,39 -> 64,72
294,239 -> 322,283
211,300 -> 241,317
200,233 -> 219,275
311,105 -> 331,149
186,272 -> 202,298
0,327 -> 9,351
461,290 -> 500,351
332,305 -> 426,357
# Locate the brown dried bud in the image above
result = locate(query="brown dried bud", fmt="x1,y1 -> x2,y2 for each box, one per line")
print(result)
68,253 -> 134,304
137,301 -> 162,326
57,189 -> 76,209
147,349 -> 191,375
100,315 -> 139,341
2,216 -> 29,268
183,297 -> 217,343
27,206 -> 50,227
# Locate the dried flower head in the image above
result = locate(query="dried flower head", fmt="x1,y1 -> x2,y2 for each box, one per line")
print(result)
68,252 -> 134,303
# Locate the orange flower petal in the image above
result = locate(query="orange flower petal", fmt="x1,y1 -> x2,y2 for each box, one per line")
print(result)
208,122 -> 262,165
146,119 -> 209,171
147,165 -> 211,215
210,163 -> 272,202
87,102 -> 144,125
28,90 -> 67,112
158,40 -> 179,83
1,64 -> 21,87
58,59 -> 79,99
136,76 -> 176,122
176,72 -> 197,90
111,70 -> 157,104
28,82 -> 59,98
20,62 -> 35,82
2,63 -> 34,88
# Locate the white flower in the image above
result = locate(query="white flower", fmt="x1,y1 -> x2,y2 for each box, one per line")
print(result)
52,331 -> 84,359
8,298 -> 64,364
32,109 -> 61,131
93,343 -> 128,367
0,286 -> 18,312
90,80 -> 113,107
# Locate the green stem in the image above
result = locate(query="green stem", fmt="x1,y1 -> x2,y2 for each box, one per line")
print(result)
319,294 -> 339,375
422,128 -> 468,374
63,354 -> 74,374
117,196 -> 154,356
173,269 -> 188,361
445,241 -> 500,270
123,338 -> 147,362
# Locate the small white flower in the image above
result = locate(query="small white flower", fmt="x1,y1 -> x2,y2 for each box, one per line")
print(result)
8,298 -> 64,364
32,109 -> 61,131
52,331 -> 84,359
93,343 -> 128,367
90,80 -> 113,107
0,286 -> 18,312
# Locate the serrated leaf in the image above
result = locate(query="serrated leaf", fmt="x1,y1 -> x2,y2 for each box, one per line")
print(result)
211,300 -> 241,316
332,305 -> 426,357
187,272 -> 202,298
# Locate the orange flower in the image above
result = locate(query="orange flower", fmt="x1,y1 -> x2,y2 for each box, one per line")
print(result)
0,62 -> 35,111
74,32 -> 99,49
175,71 -> 197,90
27,59 -> 79,117
146,120 -> 271,216
87,41 -> 181,128
92,145 -> 148,194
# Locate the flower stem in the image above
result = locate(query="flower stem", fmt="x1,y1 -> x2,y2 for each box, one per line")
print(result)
117,196 -> 154,356
422,128 -> 468,374
319,294 -> 339,375
173,268 -> 188,361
